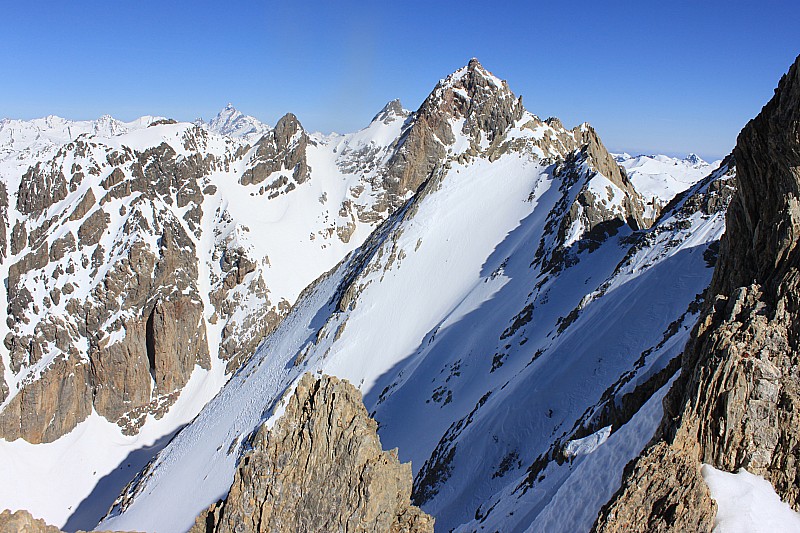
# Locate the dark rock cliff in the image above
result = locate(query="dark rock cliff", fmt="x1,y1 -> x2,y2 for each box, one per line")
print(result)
595,53 -> 800,532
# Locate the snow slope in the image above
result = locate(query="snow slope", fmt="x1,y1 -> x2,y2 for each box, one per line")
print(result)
101,126 -> 734,532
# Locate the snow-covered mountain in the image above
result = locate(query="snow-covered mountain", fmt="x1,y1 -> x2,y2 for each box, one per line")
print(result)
0,114 -> 162,164
0,98 -> 415,528
95,61 -> 733,533
613,152 -> 721,219
196,104 -> 271,143
0,59 -> 744,532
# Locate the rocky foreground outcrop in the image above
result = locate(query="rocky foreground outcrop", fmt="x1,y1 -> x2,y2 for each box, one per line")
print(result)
594,54 -> 800,532
190,373 -> 433,533
0,509 -> 133,533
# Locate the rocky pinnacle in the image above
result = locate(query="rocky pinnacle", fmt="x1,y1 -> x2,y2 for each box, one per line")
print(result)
190,373 -> 433,533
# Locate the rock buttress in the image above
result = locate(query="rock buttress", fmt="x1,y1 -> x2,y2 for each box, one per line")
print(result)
595,53 -> 800,532
191,373 -> 433,533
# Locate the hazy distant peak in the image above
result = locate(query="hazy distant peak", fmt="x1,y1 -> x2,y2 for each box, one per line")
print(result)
206,103 -> 270,140
683,153 -> 706,166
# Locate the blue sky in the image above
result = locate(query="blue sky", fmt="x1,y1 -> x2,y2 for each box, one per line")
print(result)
1,1 -> 798,160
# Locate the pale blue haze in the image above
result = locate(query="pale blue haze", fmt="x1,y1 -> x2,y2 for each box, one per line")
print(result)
1,0 -> 798,160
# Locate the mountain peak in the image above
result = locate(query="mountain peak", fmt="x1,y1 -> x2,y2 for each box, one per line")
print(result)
442,58 -> 506,93
213,103 -> 243,121
206,103 -> 269,140
421,58 -> 521,129
683,153 -> 706,166
371,99 -> 409,124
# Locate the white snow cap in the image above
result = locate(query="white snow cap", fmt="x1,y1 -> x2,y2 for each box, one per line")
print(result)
683,153 -> 706,166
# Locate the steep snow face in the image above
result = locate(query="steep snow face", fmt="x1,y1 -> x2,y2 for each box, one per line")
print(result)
100,120 -> 734,532
0,105 -> 412,528
614,153 -> 722,218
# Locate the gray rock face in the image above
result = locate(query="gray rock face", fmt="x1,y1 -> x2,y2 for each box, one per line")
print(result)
533,126 -> 652,275
69,188 -> 96,221
209,241 -> 288,373
595,54 -> 800,530
190,373 -> 433,533
574,126 -> 649,230
383,59 -> 524,206
16,162 -> 68,217
240,112 -> 311,187
593,443 -> 716,533
0,180 -> 8,263
0,357 -> 6,404
0,353 -> 92,443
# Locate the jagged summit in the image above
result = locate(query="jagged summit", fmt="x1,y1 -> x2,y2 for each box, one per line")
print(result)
371,98 -> 409,124
683,153 -> 706,166
399,57 -> 525,155
444,57 -> 507,90
205,103 -> 270,140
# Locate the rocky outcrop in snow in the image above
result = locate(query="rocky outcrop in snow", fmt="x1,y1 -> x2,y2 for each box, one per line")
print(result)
190,373 -> 433,533
0,508 -> 135,533
0,509 -> 63,533
240,112 -> 311,188
595,53 -> 800,532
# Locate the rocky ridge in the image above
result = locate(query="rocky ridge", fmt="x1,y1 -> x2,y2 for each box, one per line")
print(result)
190,373 -> 433,533
594,53 -> 800,532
